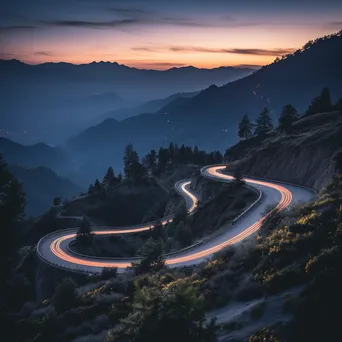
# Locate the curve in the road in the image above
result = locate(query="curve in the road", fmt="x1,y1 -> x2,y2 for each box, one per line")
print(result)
37,165 -> 315,274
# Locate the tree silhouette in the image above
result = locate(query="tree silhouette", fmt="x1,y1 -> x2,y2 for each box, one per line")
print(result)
102,166 -> 117,189
0,155 -> 26,281
93,178 -> 102,194
53,278 -> 77,313
76,216 -> 93,247
238,114 -> 253,139
193,146 -> 200,165
158,147 -> 169,171
123,143 -> 146,182
334,98 -> 342,111
233,167 -> 244,187
132,238 -> 165,274
88,184 -> 94,194
117,172 -> 123,183
175,222 -> 193,247
255,107 -> 274,135
306,87 -> 332,115
107,276 -> 217,342
145,149 -> 157,171
278,104 -> 299,133
53,197 -> 61,206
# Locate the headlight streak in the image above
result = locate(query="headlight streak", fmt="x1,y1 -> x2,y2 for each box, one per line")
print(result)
46,166 -> 292,272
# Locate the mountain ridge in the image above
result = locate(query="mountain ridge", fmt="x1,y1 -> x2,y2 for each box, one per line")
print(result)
0,58 -> 257,72
66,30 -> 342,183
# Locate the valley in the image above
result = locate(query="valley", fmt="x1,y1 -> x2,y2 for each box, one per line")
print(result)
1,18 -> 342,342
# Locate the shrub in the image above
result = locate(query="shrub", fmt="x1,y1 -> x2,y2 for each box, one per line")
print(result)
53,278 -> 78,313
100,267 -> 118,280
248,328 -> 282,342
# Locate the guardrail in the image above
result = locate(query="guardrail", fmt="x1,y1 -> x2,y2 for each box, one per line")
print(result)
202,164 -> 317,196
232,185 -> 263,224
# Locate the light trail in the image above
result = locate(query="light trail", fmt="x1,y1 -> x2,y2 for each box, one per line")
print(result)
38,166 -> 296,272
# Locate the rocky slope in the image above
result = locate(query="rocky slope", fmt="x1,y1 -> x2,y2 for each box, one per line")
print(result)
225,110 -> 342,191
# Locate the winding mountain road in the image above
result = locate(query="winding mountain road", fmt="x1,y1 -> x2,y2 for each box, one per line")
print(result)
36,165 -> 316,274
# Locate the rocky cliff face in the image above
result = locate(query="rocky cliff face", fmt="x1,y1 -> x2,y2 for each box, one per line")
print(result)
225,111 -> 342,191
190,171 -> 223,203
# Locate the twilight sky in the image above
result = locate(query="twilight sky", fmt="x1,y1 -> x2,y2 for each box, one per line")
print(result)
1,0 -> 341,69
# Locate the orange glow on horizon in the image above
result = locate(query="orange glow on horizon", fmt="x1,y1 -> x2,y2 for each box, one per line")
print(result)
2,22 -> 338,70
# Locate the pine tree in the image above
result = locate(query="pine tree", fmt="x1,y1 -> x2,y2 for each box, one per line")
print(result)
88,184 -> 94,194
185,146 -> 193,164
93,178 -> 102,193
0,155 -> 26,281
76,216 -> 93,247
193,146 -> 200,165
278,104 -> 299,132
168,142 -> 175,164
103,166 -> 116,188
173,144 -> 180,166
179,144 -> 187,164
255,107 -> 274,135
123,143 -> 140,180
145,149 -> 157,171
334,98 -> 342,111
158,147 -> 169,171
53,197 -> 61,206
117,173 -> 123,183
238,114 -> 253,139
320,87 -> 332,111
306,87 -> 332,115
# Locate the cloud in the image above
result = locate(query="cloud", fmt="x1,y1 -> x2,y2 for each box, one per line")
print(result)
132,45 -> 296,56
169,46 -> 296,56
34,51 -> 52,56
0,25 -> 36,31
235,64 -> 262,69
41,17 -> 224,29
132,47 -> 158,52
40,6 -> 252,30
325,21 -> 342,29
40,19 -> 141,29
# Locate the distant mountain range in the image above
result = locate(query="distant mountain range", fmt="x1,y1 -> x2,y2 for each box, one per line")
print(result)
94,90 -> 199,124
0,137 -> 85,216
0,137 -> 90,187
0,60 -> 253,144
66,31 -> 342,183
0,137 -> 70,173
8,164 -> 83,217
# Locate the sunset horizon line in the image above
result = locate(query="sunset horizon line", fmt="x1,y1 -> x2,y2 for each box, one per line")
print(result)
1,57 -> 263,71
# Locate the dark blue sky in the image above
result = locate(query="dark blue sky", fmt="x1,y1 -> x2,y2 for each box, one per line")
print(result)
1,0 -> 341,69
